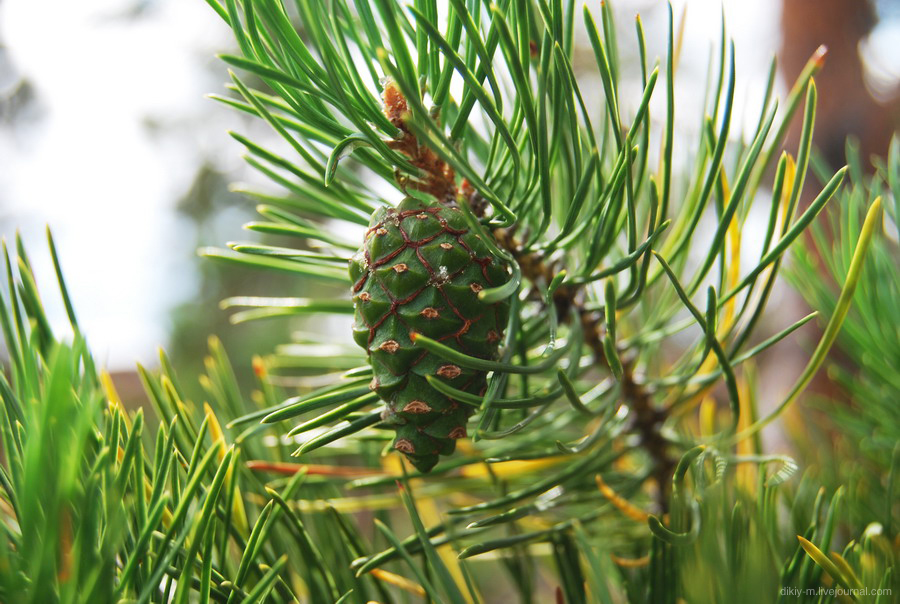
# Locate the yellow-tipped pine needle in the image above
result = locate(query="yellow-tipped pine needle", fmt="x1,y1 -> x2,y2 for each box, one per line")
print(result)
369,569 -> 426,597
735,377 -> 756,494
460,456 -> 568,480
611,554 -> 650,568
595,474 -> 649,523
101,370 -> 132,431
797,536 -> 858,597
205,402 -> 249,537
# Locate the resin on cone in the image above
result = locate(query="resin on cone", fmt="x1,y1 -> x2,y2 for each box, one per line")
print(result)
350,196 -> 511,472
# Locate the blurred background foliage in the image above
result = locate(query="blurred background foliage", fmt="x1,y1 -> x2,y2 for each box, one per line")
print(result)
787,138 -> 900,537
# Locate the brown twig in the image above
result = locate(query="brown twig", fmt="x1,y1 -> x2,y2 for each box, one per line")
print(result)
382,83 -> 675,511
383,82 -> 457,202
490,223 -> 674,511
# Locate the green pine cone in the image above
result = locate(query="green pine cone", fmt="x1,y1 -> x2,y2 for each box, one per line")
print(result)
350,197 -> 511,472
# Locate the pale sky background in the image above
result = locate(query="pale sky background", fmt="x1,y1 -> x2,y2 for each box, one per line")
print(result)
0,0 -> 896,370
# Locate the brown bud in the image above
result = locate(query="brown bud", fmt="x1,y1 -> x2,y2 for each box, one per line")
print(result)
394,439 -> 415,453
420,307 -> 439,319
393,263 -> 408,273
378,340 -> 399,354
402,400 -> 432,414
437,364 -> 462,379
448,427 -> 467,439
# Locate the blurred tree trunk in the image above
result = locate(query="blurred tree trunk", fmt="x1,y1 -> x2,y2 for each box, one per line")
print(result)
781,0 -> 898,169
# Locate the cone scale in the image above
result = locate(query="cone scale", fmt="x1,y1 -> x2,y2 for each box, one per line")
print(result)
350,197 -> 511,472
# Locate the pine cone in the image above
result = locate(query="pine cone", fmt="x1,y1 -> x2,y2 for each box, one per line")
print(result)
350,197 -> 511,471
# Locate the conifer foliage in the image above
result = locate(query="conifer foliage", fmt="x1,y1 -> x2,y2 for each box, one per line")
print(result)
0,0 -> 895,602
